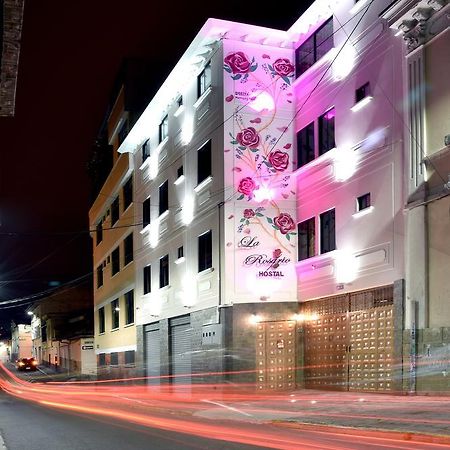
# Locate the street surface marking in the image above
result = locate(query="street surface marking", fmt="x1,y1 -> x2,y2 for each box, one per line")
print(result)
202,399 -> 253,417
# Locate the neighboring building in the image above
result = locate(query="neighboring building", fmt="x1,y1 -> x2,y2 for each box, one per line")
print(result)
10,323 -> 32,361
382,0 -> 450,393
28,281 -> 95,377
89,60 -> 152,379
0,0 -> 24,116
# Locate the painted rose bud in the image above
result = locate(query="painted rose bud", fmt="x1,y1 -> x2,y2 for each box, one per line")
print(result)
238,177 -> 257,196
236,127 -> 260,149
243,208 -> 255,219
273,248 -> 282,258
224,52 -> 251,74
273,58 -> 294,77
274,213 -> 295,234
268,150 -> 289,171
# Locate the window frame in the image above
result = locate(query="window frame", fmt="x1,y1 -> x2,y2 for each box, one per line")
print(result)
124,290 -> 134,326
296,122 -> 315,169
111,246 -> 120,276
143,265 -> 151,295
142,139 -> 150,163
158,180 -> 169,216
96,264 -> 104,289
159,114 -> 169,144
111,197 -> 119,225
320,209 -> 336,254
96,222 -> 103,246
159,254 -> 169,289
110,352 -> 119,366
111,299 -> 120,330
124,233 -> 133,266
197,61 -> 212,98
197,140 -> 212,185
143,197 -> 151,228
123,177 -> 133,211
98,307 -> 105,334
198,230 -> 212,273
318,107 -> 335,156
298,217 -> 316,261
357,193 -> 371,211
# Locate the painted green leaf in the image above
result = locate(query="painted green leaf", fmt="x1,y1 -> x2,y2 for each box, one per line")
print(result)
286,234 -> 291,241
238,146 -> 246,151
230,140 -> 238,145
245,220 -> 249,226
282,76 -> 291,85
256,213 -> 263,217
240,218 -> 245,223
268,64 -> 274,72
231,74 -> 242,80
223,65 -> 232,73
250,64 -> 258,72
266,217 -> 273,224
237,194 -> 244,200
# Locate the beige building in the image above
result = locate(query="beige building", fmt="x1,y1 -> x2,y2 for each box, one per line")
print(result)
383,0 -> 450,392
10,323 -> 32,361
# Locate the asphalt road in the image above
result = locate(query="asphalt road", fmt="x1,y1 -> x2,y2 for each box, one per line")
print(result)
0,391 -> 265,450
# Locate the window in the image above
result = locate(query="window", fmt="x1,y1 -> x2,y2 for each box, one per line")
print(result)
159,254 -> 169,288
295,17 -> 333,77
125,350 -> 135,365
159,115 -> 168,143
96,222 -> 103,245
118,119 -> 129,146
143,197 -> 150,228
98,307 -> 105,334
159,180 -> 168,216
110,352 -> 119,366
357,193 -> 371,211
177,246 -> 184,259
177,165 -> 184,178
111,247 -> 120,276
142,139 -> 150,163
197,61 -> 211,98
111,197 -> 119,225
111,299 -> 120,329
296,122 -> 315,169
96,265 -> 103,289
320,209 -> 336,254
123,177 -> 133,211
124,233 -> 133,266
356,82 -> 370,103
298,218 -> 316,261
198,230 -> 212,272
98,353 -> 106,366
177,96 -> 183,108
124,290 -> 134,325
318,108 -> 335,156
143,265 -> 151,294
197,140 -> 212,185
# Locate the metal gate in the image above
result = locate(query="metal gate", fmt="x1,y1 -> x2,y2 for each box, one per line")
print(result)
256,321 -> 296,391
302,285 -> 394,392
145,323 -> 160,386
170,315 -> 192,386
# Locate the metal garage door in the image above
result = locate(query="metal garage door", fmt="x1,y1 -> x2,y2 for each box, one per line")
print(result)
302,285 -> 394,392
170,315 -> 192,386
145,323 -> 160,386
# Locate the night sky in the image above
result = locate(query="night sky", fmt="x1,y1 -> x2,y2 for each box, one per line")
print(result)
0,0 -> 307,335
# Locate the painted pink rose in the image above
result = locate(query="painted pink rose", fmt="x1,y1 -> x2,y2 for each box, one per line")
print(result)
236,127 -> 260,149
243,209 -> 255,219
238,177 -> 257,196
274,213 -> 296,235
268,150 -> 289,171
273,248 -> 282,258
273,58 -> 294,77
224,52 -> 251,74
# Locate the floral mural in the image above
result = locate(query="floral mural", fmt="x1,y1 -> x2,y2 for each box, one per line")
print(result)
224,49 -> 296,255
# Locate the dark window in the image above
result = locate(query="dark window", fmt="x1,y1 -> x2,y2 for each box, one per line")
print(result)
318,108 -> 335,156
142,139 -> 150,163
320,209 -> 336,254
159,255 -> 169,288
355,82 -> 370,103
177,96 -> 183,108
111,247 -> 120,275
357,193 -> 371,211
110,352 -> 119,366
177,165 -> 184,178
96,265 -> 103,289
143,265 -> 151,294
177,246 -> 184,259
96,222 -> 103,245
125,350 -> 135,365
124,234 -> 133,266
123,177 -> 133,211
111,299 -> 120,329
124,290 -> 134,325
111,197 -> 119,225
298,218 -> 316,261
296,122 -> 315,168
197,140 -> 212,185
159,114 -> 168,143
118,119 -> 129,146
295,17 -> 334,77
197,61 -> 211,98
159,180 -> 168,216
98,307 -> 105,334
198,230 -> 212,272
143,197 -> 151,228
98,353 -> 106,366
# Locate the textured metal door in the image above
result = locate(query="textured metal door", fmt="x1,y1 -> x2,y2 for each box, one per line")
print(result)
256,321 -> 296,391
145,327 -> 160,386
170,317 -> 192,386
302,286 -> 394,392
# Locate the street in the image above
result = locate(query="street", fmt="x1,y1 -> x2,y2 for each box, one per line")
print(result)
2,363 -> 450,449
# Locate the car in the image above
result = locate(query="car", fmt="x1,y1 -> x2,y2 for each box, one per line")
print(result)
16,357 -> 38,371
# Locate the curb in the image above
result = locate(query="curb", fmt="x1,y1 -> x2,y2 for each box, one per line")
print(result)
272,421 -> 450,445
